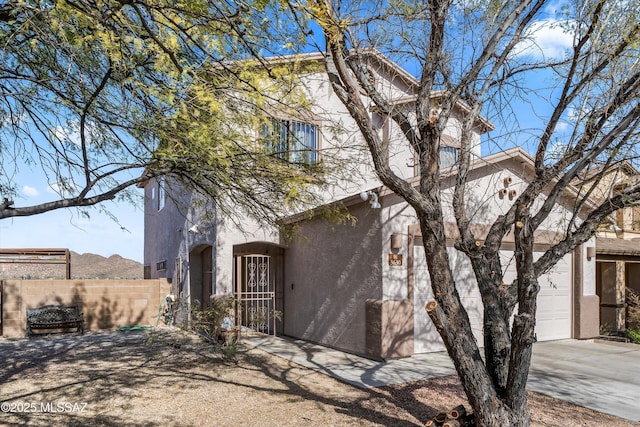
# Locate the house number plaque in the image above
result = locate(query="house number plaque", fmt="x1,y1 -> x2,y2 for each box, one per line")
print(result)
388,253 -> 403,266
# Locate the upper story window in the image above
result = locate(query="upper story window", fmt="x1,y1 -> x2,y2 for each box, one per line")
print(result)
409,132 -> 462,176
440,146 -> 458,169
157,177 -> 166,211
412,146 -> 460,176
262,118 -> 318,165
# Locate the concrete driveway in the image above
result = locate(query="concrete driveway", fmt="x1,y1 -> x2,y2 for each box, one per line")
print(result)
246,337 -> 640,422
530,340 -> 640,422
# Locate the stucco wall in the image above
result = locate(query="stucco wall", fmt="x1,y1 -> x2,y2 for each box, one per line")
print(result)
214,217 -> 280,296
141,60 -> 488,304
1,279 -> 170,337
380,194 -> 417,300
283,202 -> 383,356
365,298 -> 414,359
143,178 -> 220,297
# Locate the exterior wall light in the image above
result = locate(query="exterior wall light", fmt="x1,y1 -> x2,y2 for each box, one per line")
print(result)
390,234 -> 403,250
360,190 -> 381,209
586,246 -> 596,260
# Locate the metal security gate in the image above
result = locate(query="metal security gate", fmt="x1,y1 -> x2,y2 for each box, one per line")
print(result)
236,255 -> 276,335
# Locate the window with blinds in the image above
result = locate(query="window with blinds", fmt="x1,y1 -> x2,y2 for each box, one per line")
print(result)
262,118 -> 318,165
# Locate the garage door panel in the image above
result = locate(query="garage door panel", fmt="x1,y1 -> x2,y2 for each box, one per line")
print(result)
414,245 -> 484,352
534,255 -> 572,340
414,244 -> 572,354
413,245 -> 446,352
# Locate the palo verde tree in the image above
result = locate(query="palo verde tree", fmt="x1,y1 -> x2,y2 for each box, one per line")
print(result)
0,0 -> 330,225
294,0 -> 640,425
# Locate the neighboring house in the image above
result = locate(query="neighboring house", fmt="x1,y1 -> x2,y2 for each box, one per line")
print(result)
591,163 -> 640,334
141,52 -> 599,359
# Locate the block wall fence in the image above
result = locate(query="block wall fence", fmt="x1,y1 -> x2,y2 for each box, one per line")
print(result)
0,279 -> 171,338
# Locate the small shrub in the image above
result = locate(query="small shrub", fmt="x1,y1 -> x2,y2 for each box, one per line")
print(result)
162,294 -> 240,360
220,339 -> 240,362
190,295 -> 237,343
161,293 -> 192,330
626,329 -> 640,345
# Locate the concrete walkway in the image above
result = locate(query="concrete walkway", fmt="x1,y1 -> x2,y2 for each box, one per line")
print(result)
244,336 -> 640,422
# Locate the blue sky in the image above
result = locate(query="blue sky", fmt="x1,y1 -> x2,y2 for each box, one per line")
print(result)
0,3 -> 573,264
0,181 -> 145,262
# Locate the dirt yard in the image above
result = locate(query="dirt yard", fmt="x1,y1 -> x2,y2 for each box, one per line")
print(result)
1,328 -> 638,427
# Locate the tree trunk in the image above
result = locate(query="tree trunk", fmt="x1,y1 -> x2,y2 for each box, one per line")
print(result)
505,213 -> 538,414
420,214 -> 532,427
473,260 -> 513,394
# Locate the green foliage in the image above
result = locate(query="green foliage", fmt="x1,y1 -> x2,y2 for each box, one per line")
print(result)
152,60 -> 330,224
163,293 -> 241,361
627,329 -> 640,345
193,297 -> 242,362
189,295 -> 237,341
219,336 -> 241,362
0,0 -> 335,225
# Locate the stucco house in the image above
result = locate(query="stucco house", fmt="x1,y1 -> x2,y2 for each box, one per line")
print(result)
592,162 -> 640,334
141,52 -> 599,359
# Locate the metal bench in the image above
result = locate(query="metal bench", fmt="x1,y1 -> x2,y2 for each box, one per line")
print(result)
26,305 -> 84,337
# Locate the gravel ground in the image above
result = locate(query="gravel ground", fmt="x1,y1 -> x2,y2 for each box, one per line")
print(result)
1,328 -> 638,427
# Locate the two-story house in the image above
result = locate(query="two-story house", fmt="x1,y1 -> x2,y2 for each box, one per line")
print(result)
141,51 -> 600,359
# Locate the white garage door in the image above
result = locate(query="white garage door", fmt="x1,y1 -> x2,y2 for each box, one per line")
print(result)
413,243 -> 572,353
413,244 -> 483,353
533,254 -> 572,340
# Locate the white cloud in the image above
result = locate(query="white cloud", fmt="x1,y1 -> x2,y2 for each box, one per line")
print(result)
542,0 -> 567,17
51,120 -> 105,148
47,183 -> 62,195
555,121 -> 570,132
22,185 -> 39,197
513,19 -> 574,59
51,124 -> 82,147
0,110 -> 27,129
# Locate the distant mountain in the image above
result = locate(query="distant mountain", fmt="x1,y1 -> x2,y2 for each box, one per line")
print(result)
0,251 -> 143,280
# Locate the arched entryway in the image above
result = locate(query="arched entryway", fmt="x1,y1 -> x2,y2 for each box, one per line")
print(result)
189,244 -> 213,309
233,242 -> 284,335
